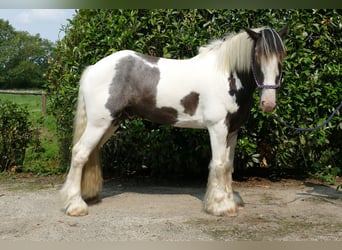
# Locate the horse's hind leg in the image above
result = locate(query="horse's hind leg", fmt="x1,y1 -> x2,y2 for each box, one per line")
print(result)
61,122 -> 111,216
80,124 -> 119,203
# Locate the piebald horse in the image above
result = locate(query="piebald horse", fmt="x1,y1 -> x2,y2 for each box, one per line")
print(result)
61,25 -> 288,216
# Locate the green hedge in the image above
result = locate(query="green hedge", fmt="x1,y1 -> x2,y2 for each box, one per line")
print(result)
48,9 -> 341,183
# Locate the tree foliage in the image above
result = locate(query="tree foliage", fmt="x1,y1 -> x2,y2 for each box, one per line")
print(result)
0,19 -> 54,89
48,10 -> 341,182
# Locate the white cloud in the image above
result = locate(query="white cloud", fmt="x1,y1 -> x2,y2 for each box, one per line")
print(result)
15,9 -> 71,24
0,9 -> 75,42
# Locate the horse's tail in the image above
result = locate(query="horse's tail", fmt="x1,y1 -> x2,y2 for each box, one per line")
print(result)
73,66 -> 103,201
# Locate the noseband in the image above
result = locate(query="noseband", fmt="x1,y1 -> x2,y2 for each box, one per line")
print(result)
251,50 -> 282,90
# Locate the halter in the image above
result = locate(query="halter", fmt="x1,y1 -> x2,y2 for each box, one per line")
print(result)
251,45 -> 282,90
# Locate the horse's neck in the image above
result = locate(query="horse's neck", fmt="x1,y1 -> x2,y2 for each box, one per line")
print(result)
236,70 -> 256,92
226,70 -> 256,132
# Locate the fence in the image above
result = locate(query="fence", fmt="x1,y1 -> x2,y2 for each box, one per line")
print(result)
0,90 -> 47,116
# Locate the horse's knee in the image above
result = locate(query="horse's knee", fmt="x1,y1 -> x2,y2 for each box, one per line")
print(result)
71,144 -> 91,169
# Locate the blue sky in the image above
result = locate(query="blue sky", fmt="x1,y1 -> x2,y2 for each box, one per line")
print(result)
0,9 -> 76,42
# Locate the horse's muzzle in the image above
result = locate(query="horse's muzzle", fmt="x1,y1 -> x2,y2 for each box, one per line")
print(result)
261,100 -> 277,112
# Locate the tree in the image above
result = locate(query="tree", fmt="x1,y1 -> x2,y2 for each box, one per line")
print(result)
0,19 -> 16,83
0,19 -> 54,89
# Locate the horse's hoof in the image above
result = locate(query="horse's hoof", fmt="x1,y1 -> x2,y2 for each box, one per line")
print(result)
204,198 -> 238,217
226,209 -> 238,217
65,200 -> 89,216
66,207 -> 88,216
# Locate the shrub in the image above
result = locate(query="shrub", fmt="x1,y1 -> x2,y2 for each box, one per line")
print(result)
0,101 -> 40,171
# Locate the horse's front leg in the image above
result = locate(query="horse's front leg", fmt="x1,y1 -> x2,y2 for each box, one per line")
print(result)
204,123 -> 244,216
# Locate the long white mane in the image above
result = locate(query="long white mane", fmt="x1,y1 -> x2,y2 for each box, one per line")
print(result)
198,29 -> 261,73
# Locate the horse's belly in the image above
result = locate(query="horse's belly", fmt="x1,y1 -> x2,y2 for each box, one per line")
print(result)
174,114 -> 206,129
174,120 -> 206,129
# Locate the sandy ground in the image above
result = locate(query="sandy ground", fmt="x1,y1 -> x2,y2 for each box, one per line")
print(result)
0,176 -> 341,241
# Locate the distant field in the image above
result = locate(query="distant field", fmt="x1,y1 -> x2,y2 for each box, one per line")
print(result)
0,93 -> 61,175
0,93 -> 42,115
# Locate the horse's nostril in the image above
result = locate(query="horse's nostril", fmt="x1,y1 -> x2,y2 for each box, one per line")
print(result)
261,100 -> 276,112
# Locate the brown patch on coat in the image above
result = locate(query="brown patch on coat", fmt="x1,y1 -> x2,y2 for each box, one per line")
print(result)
125,99 -> 178,125
180,92 -> 200,116
105,55 -> 178,125
228,74 -> 237,96
225,71 -> 257,133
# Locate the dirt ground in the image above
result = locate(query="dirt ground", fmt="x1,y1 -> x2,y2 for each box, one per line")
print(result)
0,175 -> 341,241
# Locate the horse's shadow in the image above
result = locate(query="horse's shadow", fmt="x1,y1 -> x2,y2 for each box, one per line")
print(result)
300,181 -> 342,202
90,178 -> 207,206
89,178 -> 342,207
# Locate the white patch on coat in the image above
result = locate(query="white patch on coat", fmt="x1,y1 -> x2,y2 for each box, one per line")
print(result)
155,54 -> 239,128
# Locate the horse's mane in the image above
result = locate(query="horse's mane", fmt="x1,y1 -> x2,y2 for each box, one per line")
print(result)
198,27 -> 285,73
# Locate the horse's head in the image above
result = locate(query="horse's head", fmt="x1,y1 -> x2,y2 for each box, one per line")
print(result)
245,24 -> 288,112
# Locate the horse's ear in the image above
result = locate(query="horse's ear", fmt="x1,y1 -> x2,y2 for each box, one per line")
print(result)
278,23 -> 289,40
244,27 -> 260,41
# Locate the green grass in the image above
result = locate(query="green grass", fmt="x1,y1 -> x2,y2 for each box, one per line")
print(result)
0,93 -> 61,175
